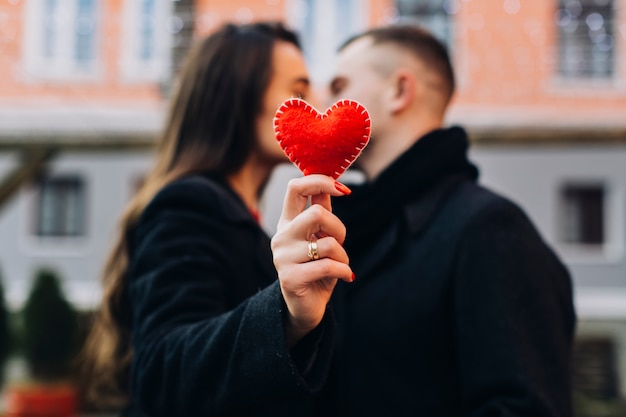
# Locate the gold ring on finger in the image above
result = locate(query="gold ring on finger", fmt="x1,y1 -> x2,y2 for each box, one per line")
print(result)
307,240 -> 319,261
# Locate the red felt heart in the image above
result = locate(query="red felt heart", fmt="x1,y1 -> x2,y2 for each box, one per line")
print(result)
273,98 -> 371,179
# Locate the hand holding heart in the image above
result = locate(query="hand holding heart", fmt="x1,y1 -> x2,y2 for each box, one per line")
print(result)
271,99 -> 370,346
271,175 -> 353,347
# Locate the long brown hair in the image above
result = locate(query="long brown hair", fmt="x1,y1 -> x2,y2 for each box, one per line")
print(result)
80,22 -> 301,408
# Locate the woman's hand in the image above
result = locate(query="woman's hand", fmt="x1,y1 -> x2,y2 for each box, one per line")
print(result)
271,174 -> 354,347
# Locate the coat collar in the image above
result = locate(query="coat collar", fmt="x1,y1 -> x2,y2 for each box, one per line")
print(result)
198,172 -> 261,226
334,126 -> 478,257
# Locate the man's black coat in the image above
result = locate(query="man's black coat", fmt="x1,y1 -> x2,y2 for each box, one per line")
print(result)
322,127 -> 577,417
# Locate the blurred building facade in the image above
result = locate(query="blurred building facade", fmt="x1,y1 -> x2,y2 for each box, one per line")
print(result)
0,0 -> 625,404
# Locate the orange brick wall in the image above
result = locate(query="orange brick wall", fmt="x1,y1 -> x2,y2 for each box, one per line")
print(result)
194,0 -> 287,35
451,0 -> 626,111
0,0 -> 161,104
1,0 -> 624,119
0,0 -> 291,104
0,1 -> 23,98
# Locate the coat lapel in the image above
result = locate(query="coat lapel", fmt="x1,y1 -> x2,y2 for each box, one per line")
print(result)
405,175 -> 467,237
349,175 -> 466,282
349,220 -> 400,281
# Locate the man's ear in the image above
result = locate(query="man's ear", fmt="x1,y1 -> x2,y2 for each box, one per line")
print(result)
389,69 -> 416,113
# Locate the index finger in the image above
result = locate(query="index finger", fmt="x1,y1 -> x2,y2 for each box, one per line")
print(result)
280,175 -> 351,222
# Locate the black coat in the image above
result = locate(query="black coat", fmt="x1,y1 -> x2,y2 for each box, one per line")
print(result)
121,174 -> 333,416
325,127 -> 577,417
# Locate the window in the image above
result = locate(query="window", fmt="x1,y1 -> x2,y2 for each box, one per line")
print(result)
299,0 -> 315,64
559,183 -> 605,245
556,0 -> 614,79
42,0 -> 57,60
75,0 -> 97,66
23,0 -> 99,79
572,337 -> 620,402
335,0 -> 360,52
119,0 -> 173,82
289,0 -> 366,83
36,176 -> 86,237
396,0 -> 453,47
139,0 -> 156,61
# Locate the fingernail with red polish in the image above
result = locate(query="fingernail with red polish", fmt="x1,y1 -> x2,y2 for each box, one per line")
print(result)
334,181 -> 352,195
351,273 -> 356,282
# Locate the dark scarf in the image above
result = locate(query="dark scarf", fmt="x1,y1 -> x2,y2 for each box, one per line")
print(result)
334,126 -> 479,255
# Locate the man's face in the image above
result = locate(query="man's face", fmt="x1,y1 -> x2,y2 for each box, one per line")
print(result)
328,37 -> 388,140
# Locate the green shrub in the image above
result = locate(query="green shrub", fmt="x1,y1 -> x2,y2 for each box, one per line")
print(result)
21,268 -> 78,381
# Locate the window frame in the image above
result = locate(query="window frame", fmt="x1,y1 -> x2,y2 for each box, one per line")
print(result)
556,178 -> 624,264
35,175 -> 87,238
17,171 -> 90,258
22,0 -> 102,81
560,182 -> 606,245
555,0 -> 616,80
118,0 -> 174,83
287,0 -> 368,84
395,0 -> 454,50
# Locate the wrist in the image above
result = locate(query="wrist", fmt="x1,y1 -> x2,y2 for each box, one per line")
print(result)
285,314 -> 321,349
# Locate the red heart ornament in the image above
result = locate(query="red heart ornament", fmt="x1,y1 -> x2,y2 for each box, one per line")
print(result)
273,98 -> 371,179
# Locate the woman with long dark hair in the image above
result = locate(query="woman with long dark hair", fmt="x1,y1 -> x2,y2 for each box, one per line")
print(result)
81,22 -> 353,416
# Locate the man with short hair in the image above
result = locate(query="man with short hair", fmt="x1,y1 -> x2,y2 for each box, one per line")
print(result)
321,24 -> 576,417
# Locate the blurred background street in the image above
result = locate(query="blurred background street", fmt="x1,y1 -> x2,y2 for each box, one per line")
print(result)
0,0 -> 625,415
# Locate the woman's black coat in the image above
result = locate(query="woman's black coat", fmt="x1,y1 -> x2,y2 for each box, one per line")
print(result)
121,174 -> 332,417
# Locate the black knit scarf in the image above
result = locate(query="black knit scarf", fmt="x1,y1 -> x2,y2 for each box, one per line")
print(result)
334,126 -> 479,255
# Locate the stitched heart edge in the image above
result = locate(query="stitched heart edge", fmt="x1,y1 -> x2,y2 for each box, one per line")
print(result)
273,98 -> 371,178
